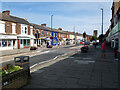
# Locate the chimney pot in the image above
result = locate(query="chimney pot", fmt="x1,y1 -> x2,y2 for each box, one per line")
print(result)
41,24 -> 46,27
2,10 -> 10,15
58,28 -> 62,30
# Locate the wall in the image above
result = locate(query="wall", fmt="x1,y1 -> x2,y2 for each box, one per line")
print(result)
0,21 -> 5,33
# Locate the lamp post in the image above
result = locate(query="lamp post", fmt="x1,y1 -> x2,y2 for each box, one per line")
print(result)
51,15 -> 53,45
51,15 -> 53,31
74,26 -> 76,44
101,8 -> 103,35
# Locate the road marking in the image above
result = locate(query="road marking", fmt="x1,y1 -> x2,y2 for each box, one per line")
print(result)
30,55 -> 62,70
69,57 -> 74,58
36,50 -> 42,53
50,50 -> 57,52
82,58 -> 92,60
30,64 -> 38,69
53,56 -> 58,60
74,60 -> 95,64
44,51 -> 50,53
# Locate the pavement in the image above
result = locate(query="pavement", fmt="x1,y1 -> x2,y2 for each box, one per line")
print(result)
22,45 -> 119,88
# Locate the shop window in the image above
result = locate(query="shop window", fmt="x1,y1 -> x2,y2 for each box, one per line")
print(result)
24,39 -> 27,46
8,40 -> 12,47
22,27 -> 24,33
50,32 -> 52,36
53,39 -> 56,44
42,30 -> 44,36
46,31 -> 48,37
2,40 -> 7,47
27,39 -> 30,46
20,40 -> 23,44
34,40 -> 36,44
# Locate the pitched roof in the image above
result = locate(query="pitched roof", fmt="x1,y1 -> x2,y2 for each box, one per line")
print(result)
32,23 -> 51,31
0,13 -> 15,22
10,15 -> 31,25
0,13 -> 32,25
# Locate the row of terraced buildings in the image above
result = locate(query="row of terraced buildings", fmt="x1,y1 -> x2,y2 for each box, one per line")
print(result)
0,10 -> 92,51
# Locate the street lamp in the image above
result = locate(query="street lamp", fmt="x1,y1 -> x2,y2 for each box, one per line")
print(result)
51,15 -> 53,31
101,8 -> 103,35
74,26 -> 76,44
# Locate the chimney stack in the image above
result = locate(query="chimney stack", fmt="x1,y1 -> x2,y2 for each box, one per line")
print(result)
58,27 -> 62,30
2,10 -> 10,15
41,24 -> 46,27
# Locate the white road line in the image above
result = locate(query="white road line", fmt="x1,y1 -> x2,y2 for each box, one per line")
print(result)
82,58 -> 92,60
30,64 -> 38,69
30,55 -> 62,69
44,51 -> 50,53
53,56 -> 58,60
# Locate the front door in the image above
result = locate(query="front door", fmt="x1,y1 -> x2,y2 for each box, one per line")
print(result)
20,39 -> 24,49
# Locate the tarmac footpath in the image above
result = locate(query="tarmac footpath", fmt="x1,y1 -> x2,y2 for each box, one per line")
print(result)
22,45 -> 119,89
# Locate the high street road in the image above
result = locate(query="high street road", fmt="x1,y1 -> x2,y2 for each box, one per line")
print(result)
1,45 -> 82,72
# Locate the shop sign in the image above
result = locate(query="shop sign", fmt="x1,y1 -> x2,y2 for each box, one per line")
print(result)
0,35 -> 17,39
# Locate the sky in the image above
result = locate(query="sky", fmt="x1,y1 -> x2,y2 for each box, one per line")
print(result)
1,1 -> 113,36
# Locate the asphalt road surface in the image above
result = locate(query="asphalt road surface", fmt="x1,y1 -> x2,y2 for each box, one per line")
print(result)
1,45 -> 81,68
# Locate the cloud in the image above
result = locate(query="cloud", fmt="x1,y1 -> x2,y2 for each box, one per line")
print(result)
9,9 -> 110,35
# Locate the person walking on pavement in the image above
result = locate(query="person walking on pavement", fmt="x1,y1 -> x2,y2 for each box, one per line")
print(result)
101,41 -> 106,58
47,41 -> 49,48
114,47 -> 118,60
58,42 -> 60,47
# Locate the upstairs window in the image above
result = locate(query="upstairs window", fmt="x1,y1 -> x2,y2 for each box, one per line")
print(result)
46,31 -> 48,37
42,30 -> 44,36
25,27 -> 27,34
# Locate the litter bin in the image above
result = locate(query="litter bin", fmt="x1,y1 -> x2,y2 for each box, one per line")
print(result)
14,56 -> 30,77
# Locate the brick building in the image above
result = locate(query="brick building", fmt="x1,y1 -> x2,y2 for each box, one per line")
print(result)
0,10 -> 35,50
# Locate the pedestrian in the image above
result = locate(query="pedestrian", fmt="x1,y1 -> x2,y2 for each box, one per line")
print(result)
101,41 -> 106,58
58,42 -> 59,46
47,41 -> 49,48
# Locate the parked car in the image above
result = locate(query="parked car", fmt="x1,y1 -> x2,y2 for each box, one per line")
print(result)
81,45 -> 88,53
47,45 -> 53,48
93,41 -> 99,46
30,46 -> 38,50
66,39 -> 70,45
85,41 -> 90,45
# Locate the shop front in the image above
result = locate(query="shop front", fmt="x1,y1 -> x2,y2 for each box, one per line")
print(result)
51,32 -> 58,46
17,36 -> 31,49
0,35 -> 17,50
